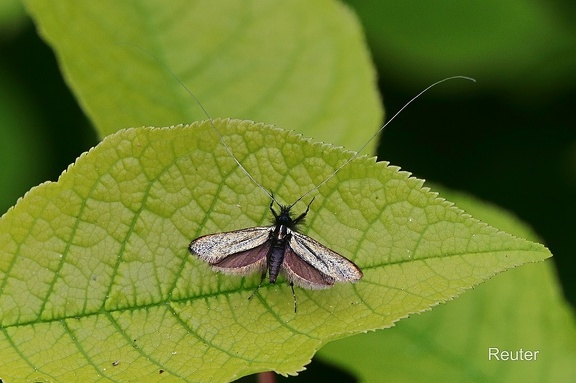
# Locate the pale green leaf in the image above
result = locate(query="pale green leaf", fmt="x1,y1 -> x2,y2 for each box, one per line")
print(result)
0,120 -> 550,381
23,0 -> 381,150
319,189 -> 574,382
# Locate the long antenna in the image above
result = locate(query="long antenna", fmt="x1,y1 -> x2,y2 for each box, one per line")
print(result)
288,75 -> 476,208
126,44 -> 474,208
163,68 -> 277,203
167,71 -> 276,202
122,43 -> 277,203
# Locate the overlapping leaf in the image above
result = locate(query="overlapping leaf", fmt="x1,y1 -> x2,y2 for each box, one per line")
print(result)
24,0 -> 381,150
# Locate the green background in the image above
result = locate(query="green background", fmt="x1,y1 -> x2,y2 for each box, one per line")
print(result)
0,0 -> 574,381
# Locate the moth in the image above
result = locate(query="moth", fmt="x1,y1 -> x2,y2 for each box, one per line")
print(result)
186,76 -> 474,312
189,197 -> 362,311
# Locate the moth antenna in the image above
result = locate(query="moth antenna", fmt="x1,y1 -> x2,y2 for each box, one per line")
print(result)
167,70 -> 277,203
291,76 -> 476,207
121,43 -> 277,204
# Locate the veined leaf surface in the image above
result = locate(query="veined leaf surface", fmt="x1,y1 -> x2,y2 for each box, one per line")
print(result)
0,119 -> 550,382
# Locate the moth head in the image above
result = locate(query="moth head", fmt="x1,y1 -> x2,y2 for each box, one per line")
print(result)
269,203 -> 296,226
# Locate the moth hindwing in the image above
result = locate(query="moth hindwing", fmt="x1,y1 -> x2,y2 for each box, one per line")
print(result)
189,198 -> 362,312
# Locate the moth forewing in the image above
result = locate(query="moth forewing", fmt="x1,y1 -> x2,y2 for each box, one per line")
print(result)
288,231 -> 363,285
189,226 -> 271,270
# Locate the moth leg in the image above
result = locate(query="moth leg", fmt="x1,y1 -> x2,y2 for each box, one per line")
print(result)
291,282 -> 298,313
293,196 -> 315,224
248,270 -> 267,301
269,196 -> 279,219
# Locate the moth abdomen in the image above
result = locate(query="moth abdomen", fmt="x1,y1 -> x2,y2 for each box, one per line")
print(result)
268,244 -> 287,284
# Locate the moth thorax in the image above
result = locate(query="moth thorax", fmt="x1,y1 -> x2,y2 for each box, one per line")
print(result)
277,224 -> 289,240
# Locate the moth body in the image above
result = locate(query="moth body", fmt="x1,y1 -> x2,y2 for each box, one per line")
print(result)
189,199 -> 362,311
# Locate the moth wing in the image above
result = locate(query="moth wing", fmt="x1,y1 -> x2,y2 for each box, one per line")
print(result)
285,231 -> 363,289
189,226 -> 271,268
283,246 -> 335,289
209,240 -> 271,275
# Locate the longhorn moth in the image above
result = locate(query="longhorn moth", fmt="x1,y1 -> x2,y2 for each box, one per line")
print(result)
185,76 -> 475,312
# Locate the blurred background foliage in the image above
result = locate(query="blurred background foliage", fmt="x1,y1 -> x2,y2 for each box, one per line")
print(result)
0,0 -> 575,381
342,0 -> 576,309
